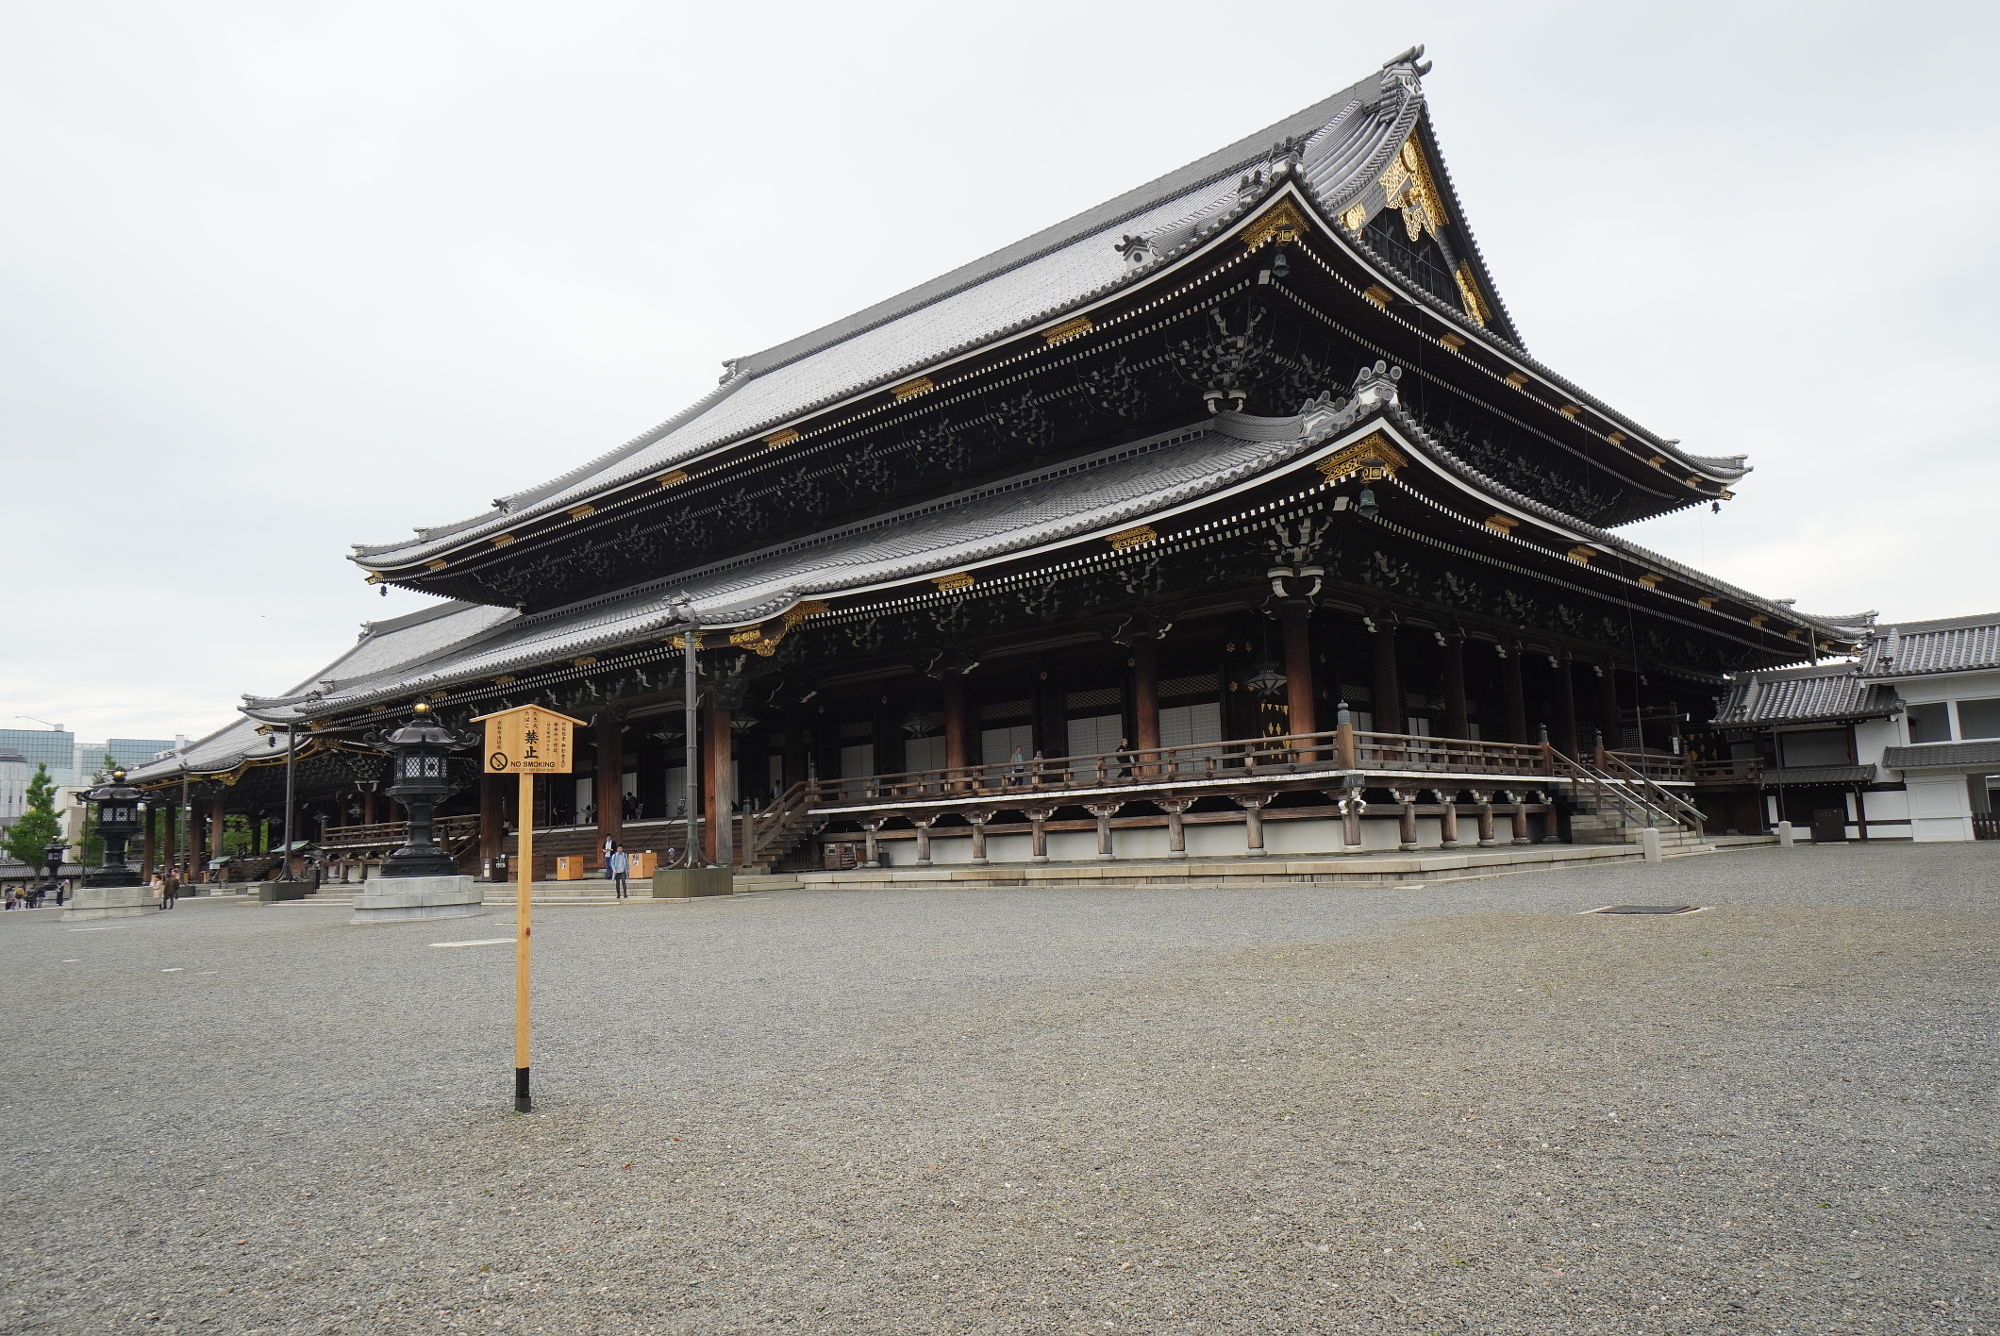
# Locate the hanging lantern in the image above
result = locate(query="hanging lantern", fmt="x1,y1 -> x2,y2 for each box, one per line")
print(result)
1241,659 -> 1288,700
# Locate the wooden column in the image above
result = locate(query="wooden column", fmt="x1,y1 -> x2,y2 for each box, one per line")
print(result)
1439,793 -> 1461,848
594,713 -> 624,860
162,799 -> 178,877
1441,636 -> 1469,741
1394,789 -> 1419,851
1027,807 -> 1055,862
1597,666 -> 1622,748
966,811 -> 991,864
479,772 -> 505,880
1371,621 -> 1405,734
943,675 -> 969,782
704,700 -> 733,865
1130,640 -> 1160,759
1501,648 -> 1528,744
1086,801 -> 1121,859
187,804 -> 205,880
209,796 -> 226,861
1281,605 -> 1316,738
1235,793 -> 1272,857
1470,790 -> 1498,846
1551,657 -> 1579,757
912,815 -> 936,867
1160,798 -> 1190,859
141,809 -> 157,880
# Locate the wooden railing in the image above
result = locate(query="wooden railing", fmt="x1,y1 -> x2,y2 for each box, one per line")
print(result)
1595,749 -> 1706,835
1605,749 -> 1692,783
1691,757 -> 1764,784
812,726 -> 1595,808
321,814 -> 481,852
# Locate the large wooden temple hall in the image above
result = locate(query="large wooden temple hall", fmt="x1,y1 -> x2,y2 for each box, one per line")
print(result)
128,50 -> 1869,879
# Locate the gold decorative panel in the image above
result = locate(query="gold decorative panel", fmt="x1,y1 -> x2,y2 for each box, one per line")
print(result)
1558,405 -> 1581,420
1043,315 -> 1093,345
492,533 -> 517,548
1439,332 -> 1466,352
893,377 -> 935,401
1606,432 -> 1626,446
1697,597 -> 1717,609
1637,573 -> 1663,589
1106,525 -> 1158,550
1484,514 -> 1520,534
426,558 -> 448,571
567,503 -> 596,520
1380,137 -> 1448,242
1566,545 -> 1596,565
934,573 -> 975,592
657,470 -> 689,488
1452,261 -> 1490,327
1239,199 -> 1308,249
764,428 -> 800,449
1340,202 -> 1368,233
1503,371 -> 1528,389
1362,284 -> 1393,308
1317,433 -> 1408,483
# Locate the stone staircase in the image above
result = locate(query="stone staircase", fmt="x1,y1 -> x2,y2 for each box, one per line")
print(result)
274,871 -> 800,908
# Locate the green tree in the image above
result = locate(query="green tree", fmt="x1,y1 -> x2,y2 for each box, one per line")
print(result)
70,751 -> 118,867
3,763 -> 63,871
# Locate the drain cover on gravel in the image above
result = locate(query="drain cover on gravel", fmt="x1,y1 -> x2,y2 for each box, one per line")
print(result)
1583,905 -> 1706,915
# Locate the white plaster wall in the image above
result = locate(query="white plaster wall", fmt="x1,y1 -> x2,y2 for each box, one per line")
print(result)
1184,823 -> 1249,858
986,833 -> 1033,863
1046,830 -> 1099,862
1853,718 -> 1899,766
1907,776 -> 1973,842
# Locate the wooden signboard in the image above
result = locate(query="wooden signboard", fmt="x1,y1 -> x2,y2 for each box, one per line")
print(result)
475,704 -> 581,776
468,704 -> 585,1113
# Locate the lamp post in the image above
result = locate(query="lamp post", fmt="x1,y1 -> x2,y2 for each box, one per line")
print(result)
368,703 -> 476,878
77,769 -> 144,887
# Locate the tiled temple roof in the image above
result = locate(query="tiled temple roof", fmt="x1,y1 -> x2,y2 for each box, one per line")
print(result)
1881,740 -> 2000,770
352,51 -> 1736,573
1857,612 -> 2000,679
1710,663 -> 1898,727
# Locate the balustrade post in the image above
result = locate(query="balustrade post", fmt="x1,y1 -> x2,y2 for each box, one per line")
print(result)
1086,802 -> 1122,860
1335,702 -> 1358,771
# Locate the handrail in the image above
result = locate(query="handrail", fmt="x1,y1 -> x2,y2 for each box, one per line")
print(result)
750,780 -> 820,863
1596,749 -> 1707,836
323,814 -> 480,849
1547,748 -> 1662,830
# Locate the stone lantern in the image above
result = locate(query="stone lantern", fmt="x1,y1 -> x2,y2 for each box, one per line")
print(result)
371,702 -> 476,879
62,769 -> 155,921
350,703 -> 487,925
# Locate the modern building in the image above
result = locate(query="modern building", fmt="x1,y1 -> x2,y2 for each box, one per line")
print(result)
128,50 -> 1864,876
0,750 -> 29,832
0,728 -> 181,789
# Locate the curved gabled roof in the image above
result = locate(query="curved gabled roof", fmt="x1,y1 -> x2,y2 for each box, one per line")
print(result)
1858,612 -> 2000,678
351,56 -> 1434,569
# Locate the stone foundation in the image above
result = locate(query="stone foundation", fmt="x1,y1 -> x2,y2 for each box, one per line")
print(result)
350,875 -> 484,925
651,867 -> 735,900
62,884 -> 158,921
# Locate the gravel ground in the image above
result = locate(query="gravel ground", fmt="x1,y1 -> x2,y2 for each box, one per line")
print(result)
1,843 -> 1994,1335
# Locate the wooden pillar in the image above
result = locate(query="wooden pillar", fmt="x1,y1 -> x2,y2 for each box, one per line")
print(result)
209,796 -> 226,860
912,815 -> 935,867
187,804 -> 205,880
594,713 -> 624,860
1336,786 -> 1364,852
965,811 -> 991,864
1027,807 -> 1054,863
362,790 -> 378,825
1160,798 -> 1189,859
943,675 -> 969,782
1507,792 -> 1531,845
162,799 -> 178,877
1395,789 -> 1419,851
479,772 -> 505,880
1371,621 -> 1405,734
1281,605 -> 1316,738
1552,657 -> 1579,757
141,808 -> 157,880
1130,639 -> 1161,761
1235,793 -> 1271,857
1501,648 -> 1528,745
861,817 -> 885,869
1442,636 -> 1469,741
1597,666 -> 1622,748
1470,790 -> 1498,846
1439,793 -> 1461,848
1086,801 -> 1121,859
704,701 -> 733,866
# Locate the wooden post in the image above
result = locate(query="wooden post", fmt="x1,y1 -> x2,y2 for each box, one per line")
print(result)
704,700 -> 733,865
1235,793 -> 1271,856
1501,647 -> 1528,745
1395,789 -> 1419,851
1439,793 -> 1461,848
1161,798 -> 1189,859
966,811 -> 990,864
141,810 -> 157,881
1027,807 -> 1054,862
1371,620 -> 1405,734
1442,636 -> 1469,741
1281,604 -> 1316,739
1086,802 -> 1121,859
479,772 -> 504,880
1335,712 -> 1358,770
1130,639 -> 1160,766
1552,657 -> 1579,757
943,675 -> 969,790
209,796 -> 226,862
162,798 -> 177,878
1597,664 -> 1622,748
1337,786 -> 1364,853
515,771 -> 533,1112
912,815 -> 935,866
594,712 -> 623,866
861,817 -> 884,868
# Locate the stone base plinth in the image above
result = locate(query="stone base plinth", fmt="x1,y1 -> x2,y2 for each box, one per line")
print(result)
651,867 -> 735,900
351,875 -> 484,925
63,884 -> 158,921
251,881 -> 315,903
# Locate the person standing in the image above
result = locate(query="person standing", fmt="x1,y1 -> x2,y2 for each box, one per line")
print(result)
608,844 -> 630,899
162,869 -> 179,911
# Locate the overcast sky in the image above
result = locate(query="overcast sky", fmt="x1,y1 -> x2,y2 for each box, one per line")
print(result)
4,0 -> 1996,748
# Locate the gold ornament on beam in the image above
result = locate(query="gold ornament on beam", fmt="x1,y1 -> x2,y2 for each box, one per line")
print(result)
1106,525 -> 1158,551
1239,199 -> 1308,249
1380,137 -> 1448,242
1043,315 -> 1093,345
934,573 -> 976,592
1317,433 -> 1408,483
1453,262 -> 1491,328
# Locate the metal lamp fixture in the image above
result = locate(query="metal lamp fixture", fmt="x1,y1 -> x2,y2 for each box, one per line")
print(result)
1356,486 -> 1380,519
1241,659 -> 1288,700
